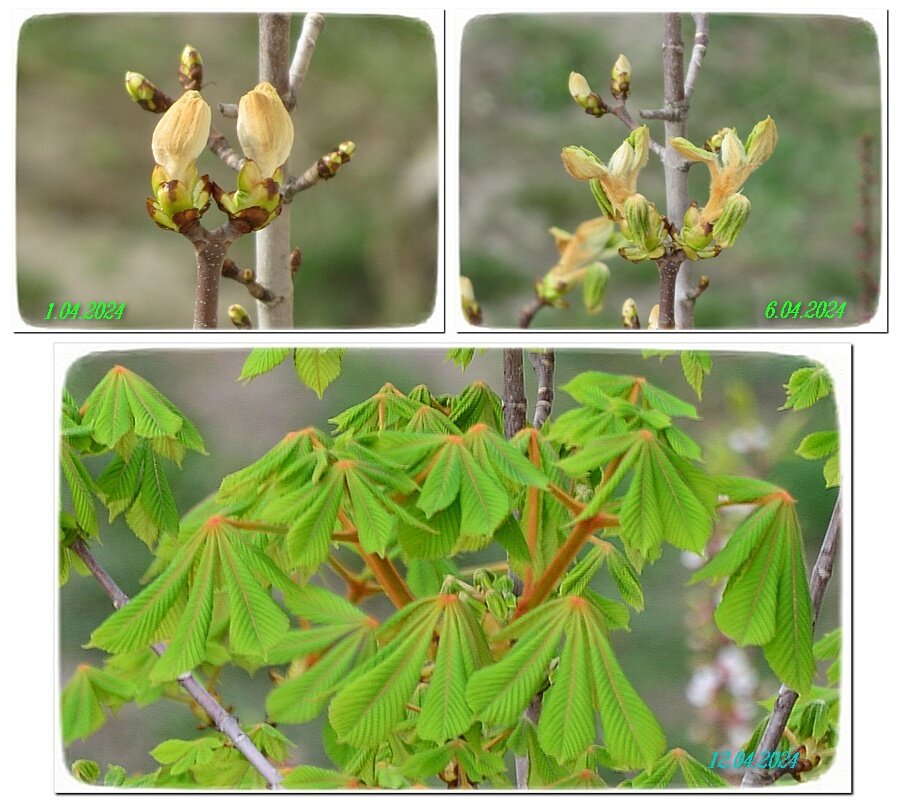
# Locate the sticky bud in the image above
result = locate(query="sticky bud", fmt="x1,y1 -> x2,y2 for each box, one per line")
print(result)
568,71 -> 605,116
611,54 -> 632,99
712,192 -> 751,247
125,71 -> 170,113
228,304 -> 252,329
583,262 -> 610,314
237,82 -> 294,179
151,90 -> 211,183
622,298 -> 640,329
178,44 -> 204,92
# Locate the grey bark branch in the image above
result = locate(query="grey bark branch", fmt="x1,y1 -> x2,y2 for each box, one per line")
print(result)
528,349 -> 555,429
69,539 -> 284,790
683,14 -> 710,102
741,495 -> 842,787
255,14 -> 294,329
502,349 -> 527,439
288,13 -> 326,109
660,13 -> 695,329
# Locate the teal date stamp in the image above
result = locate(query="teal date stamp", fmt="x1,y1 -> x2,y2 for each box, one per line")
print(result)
45,302 -> 126,321
765,300 -> 846,320
709,749 -> 799,770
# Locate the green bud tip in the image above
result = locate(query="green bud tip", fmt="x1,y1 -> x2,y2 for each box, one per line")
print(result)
712,192 -> 751,248
125,71 -> 169,113
228,304 -> 251,328
611,54 -> 632,98
178,44 -> 204,92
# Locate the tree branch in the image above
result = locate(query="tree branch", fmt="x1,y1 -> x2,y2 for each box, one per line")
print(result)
281,143 -> 356,202
287,13 -> 326,110
608,103 -> 667,162
683,13 -> 710,103
68,539 -> 284,790
660,13 -> 695,329
502,349 -> 527,439
255,13 -> 294,329
527,349 -> 555,429
221,258 -> 280,306
741,495 -> 842,787
518,297 -> 546,329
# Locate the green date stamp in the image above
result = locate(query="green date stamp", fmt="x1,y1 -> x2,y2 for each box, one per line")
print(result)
765,300 -> 846,320
45,302 -> 126,321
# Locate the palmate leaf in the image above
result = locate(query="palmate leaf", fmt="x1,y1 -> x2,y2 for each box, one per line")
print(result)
329,600 -> 440,747
448,381 -> 503,432
693,497 -> 814,694
61,664 -> 135,744
329,595 -> 489,748
629,748 -> 728,788
293,349 -> 345,399
89,518 -> 291,679
418,597 -> 492,743
283,766 -> 358,790
469,596 -> 664,769
150,736 -> 223,776
267,630 -> 373,724
796,430 -> 840,488
330,383 -> 423,434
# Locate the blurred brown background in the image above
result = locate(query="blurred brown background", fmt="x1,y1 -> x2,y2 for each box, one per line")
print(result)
19,14 -> 437,328
460,14 -> 881,328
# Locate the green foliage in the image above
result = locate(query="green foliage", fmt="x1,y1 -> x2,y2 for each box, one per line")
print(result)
61,357 -> 838,789
692,493 -> 815,694
239,347 -> 346,398
62,664 -> 134,744
781,365 -> 832,410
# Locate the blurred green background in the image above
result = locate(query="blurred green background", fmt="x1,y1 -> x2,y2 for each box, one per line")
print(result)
60,349 -> 841,783
19,14 -> 437,328
460,14 -> 881,328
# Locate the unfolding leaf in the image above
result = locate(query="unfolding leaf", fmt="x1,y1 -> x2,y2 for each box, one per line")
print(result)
150,737 -> 223,776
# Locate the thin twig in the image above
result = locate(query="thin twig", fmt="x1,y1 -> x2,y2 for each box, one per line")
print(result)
218,103 -> 238,119
502,349 -> 527,439
528,349 -> 555,429
287,13 -> 326,110
741,495 -> 842,787
282,144 -> 355,202
683,13 -> 710,103
69,539 -> 284,790
221,258 -> 280,306
518,297 -> 546,329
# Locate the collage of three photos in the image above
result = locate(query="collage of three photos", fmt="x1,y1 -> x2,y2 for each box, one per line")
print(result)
27,10 -> 879,792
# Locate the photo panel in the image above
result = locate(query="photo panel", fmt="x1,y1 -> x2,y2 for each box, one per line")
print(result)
58,346 -> 847,790
18,13 -> 439,330
458,13 -> 882,330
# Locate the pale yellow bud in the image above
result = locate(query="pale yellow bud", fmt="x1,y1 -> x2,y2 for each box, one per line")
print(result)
568,71 -> 592,103
237,82 -> 294,179
647,304 -> 660,330
151,90 -> 211,183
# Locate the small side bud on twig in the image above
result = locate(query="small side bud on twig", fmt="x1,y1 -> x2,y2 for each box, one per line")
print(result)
290,247 -> 302,275
228,304 -> 252,329
461,276 -> 482,325
125,71 -> 170,113
568,71 -> 606,117
317,141 -> 357,179
178,45 -> 204,92
610,54 -> 632,100
622,298 -> 640,329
